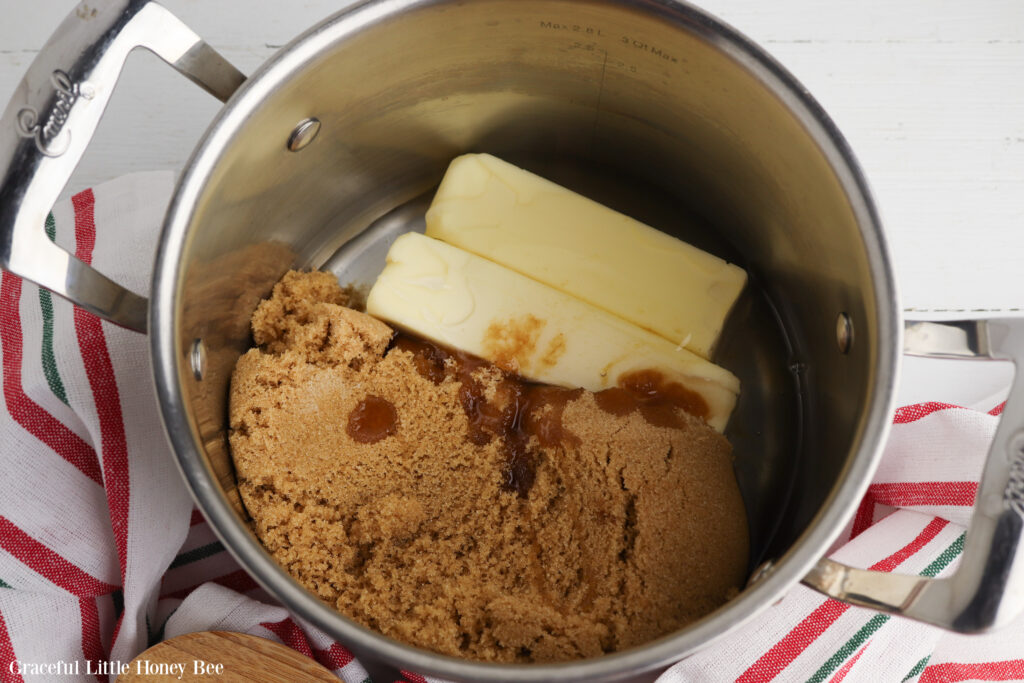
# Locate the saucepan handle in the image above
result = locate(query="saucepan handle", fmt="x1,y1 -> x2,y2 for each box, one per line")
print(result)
803,319 -> 1024,632
0,0 -> 244,333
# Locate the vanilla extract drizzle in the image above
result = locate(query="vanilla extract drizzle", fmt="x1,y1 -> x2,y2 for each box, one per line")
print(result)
346,394 -> 399,444
385,332 -> 710,497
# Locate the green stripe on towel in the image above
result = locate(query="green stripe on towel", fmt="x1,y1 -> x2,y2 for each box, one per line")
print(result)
805,533 -> 965,683
39,213 -> 69,405
169,541 -> 226,569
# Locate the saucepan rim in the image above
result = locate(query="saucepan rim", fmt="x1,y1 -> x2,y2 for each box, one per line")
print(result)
149,0 -> 900,680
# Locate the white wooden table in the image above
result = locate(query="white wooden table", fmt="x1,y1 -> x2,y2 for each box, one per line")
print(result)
3,0 -> 1022,402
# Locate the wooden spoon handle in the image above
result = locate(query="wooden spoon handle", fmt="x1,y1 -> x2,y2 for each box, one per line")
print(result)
116,630 -> 338,682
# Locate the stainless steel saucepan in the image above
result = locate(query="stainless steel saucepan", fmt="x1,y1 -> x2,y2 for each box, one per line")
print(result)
2,1 -> 1023,681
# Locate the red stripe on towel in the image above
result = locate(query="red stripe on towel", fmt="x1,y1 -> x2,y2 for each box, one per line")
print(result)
72,190 -> 131,587
736,518 -> 948,683
0,272 -> 103,485
893,402 -> 963,423
0,517 -> 117,597
260,617 -> 355,671
868,482 -> 977,508
920,659 -> 1024,682
0,607 -> 24,683
828,642 -> 870,683
79,597 -> 106,682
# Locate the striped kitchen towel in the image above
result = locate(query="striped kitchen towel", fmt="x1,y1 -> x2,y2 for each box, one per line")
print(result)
0,172 -> 1021,683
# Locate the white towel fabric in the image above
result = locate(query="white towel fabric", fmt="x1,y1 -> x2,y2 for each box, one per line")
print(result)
0,172 -> 1020,683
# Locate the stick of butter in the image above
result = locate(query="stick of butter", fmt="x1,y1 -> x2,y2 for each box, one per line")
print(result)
424,153 -> 746,359
366,233 -> 739,431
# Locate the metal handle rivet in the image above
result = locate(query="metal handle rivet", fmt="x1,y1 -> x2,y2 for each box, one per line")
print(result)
190,338 -> 206,381
287,117 -> 320,152
836,312 -> 853,354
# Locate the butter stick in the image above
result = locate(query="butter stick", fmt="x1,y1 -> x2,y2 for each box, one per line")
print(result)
424,153 -> 747,359
366,233 -> 738,431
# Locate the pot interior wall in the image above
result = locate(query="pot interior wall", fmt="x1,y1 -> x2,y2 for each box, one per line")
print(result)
176,0 -> 881,593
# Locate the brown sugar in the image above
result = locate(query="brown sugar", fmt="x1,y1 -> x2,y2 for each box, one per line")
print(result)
229,270 -> 749,663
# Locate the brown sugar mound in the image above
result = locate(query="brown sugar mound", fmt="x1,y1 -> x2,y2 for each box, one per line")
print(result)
229,270 -> 749,663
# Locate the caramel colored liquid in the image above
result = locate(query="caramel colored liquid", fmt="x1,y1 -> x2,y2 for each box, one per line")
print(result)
595,370 -> 710,429
346,395 -> 398,443
391,333 -> 586,498
389,333 -> 709,496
